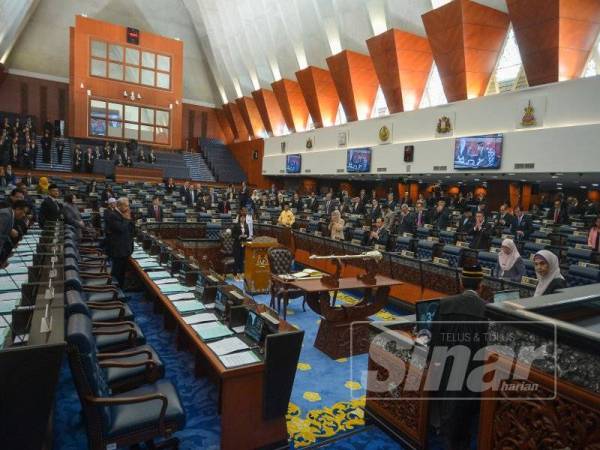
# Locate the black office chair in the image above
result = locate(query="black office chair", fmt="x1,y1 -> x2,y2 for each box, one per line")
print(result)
66,314 -> 183,449
219,231 -> 235,274
268,247 -> 305,319
65,289 -> 134,322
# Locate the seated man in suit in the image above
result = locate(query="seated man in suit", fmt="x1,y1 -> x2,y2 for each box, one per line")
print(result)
148,196 -> 163,221
21,171 -> 36,187
218,195 -> 231,214
468,211 -> 492,250
38,183 -> 62,228
414,201 -> 428,229
349,196 -> 364,215
382,204 -> 395,232
547,199 -> 569,225
323,192 -> 339,217
0,199 -> 29,266
363,217 -> 389,248
496,203 -> 516,233
430,200 -> 450,231
164,177 -> 176,194
394,203 -> 416,235
513,205 -> 533,240
370,199 -> 382,222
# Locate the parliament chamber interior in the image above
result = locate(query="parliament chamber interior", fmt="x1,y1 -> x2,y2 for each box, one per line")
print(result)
1,1 -> 600,449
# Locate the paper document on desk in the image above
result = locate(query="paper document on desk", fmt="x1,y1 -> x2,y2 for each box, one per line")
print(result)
0,292 -> 20,302
159,284 -> 192,294
0,300 -> 17,314
167,292 -> 196,301
219,350 -> 260,368
291,272 -> 309,278
173,300 -> 205,314
0,282 -> 20,293
183,313 -> 218,325
154,278 -> 179,285
147,271 -> 172,280
207,336 -> 249,355
2,266 -> 28,275
192,323 -> 234,341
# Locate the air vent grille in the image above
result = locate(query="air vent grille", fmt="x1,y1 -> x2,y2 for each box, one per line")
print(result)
305,169 -> 311,173
433,165 -> 447,171
514,163 -> 535,169
336,168 -> 344,173
377,167 -> 387,172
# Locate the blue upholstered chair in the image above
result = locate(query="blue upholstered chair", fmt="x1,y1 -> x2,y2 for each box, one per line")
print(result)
393,236 -> 415,253
205,223 -> 222,240
438,229 -> 457,245
566,234 -> 589,247
566,265 -> 600,287
478,251 -> 499,272
417,240 -> 437,261
66,290 -> 134,322
442,245 -> 463,267
566,247 -> 594,266
521,242 -> 548,259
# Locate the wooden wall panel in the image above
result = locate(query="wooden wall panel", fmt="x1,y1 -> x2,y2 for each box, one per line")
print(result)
69,15 -> 183,149
251,88 -> 286,137
508,0 -> 600,85
423,0 -> 509,101
221,103 -> 239,140
0,63 -> 7,88
295,66 -> 339,128
181,103 -> 226,149
271,79 -> 309,133
367,29 -> 433,113
215,108 -> 234,144
236,96 -> 265,138
227,138 -> 270,189
326,50 -> 379,122
227,101 -> 249,142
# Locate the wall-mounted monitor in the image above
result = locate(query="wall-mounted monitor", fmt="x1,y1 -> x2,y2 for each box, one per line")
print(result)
286,154 -> 301,173
346,148 -> 372,173
454,134 -> 503,170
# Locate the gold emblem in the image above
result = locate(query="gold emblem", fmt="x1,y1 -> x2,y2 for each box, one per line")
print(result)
521,100 -> 536,127
256,253 -> 269,268
436,116 -> 452,134
378,125 -> 390,142
306,137 -> 313,149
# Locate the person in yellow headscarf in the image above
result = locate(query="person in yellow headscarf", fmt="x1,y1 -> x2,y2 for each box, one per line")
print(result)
37,177 -> 49,194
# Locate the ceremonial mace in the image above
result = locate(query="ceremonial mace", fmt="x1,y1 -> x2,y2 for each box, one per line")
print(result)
309,250 -> 383,287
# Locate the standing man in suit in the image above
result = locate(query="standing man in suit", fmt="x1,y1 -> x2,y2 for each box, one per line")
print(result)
0,200 -> 29,266
469,211 -> 492,250
323,192 -> 338,217
38,184 -> 62,228
430,200 -> 450,231
457,208 -> 475,233
307,192 -> 319,213
497,203 -> 516,233
21,171 -> 36,187
415,201 -> 427,229
41,130 -> 52,164
394,204 -> 416,235
231,212 -> 249,280
547,199 -> 568,225
106,197 -> 135,287
513,205 -> 533,241
370,199 -> 382,222
149,196 -> 163,221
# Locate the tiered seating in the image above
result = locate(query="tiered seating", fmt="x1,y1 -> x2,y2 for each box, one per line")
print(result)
182,152 -> 215,182
199,138 -> 247,183
34,136 -> 72,172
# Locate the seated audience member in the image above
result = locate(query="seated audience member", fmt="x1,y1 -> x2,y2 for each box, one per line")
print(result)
349,196 -> 364,215
290,192 -> 303,211
469,211 -> 492,250
148,148 -> 156,164
0,166 -> 8,188
533,250 -> 566,296
364,217 -> 388,248
386,192 -> 398,211
493,239 -> 526,282
324,192 -> 339,216
497,203 -> 516,232
22,171 -> 36,187
37,176 -> 49,195
0,199 -> 29,263
457,207 -> 475,233
84,147 -> 94,173
258,193 -> 270,209
115,154 -> 124,167
125,154 -> 134,167
87,179 -> 99,195
394,203 -> 416,235
370,198 -> 382,222
63,193 -> 86,238
218,195 -> 231,214
4,165 -> 16,185
329,210 -> 345,240
138,149 -> 146,162
430,200 -> 450,230
148,196 -> 163,221
73,145 -> 83,172
164,177 -> 176,194
39,183 -> 62,227
196,193 -> 210,212
588,216 -> 600,251
547,199 -> 568,225
277,202 -> 295,228
94,146 -> 102,161
0,188 -> 24,208
307,192 -> 319,212
179,181 -> 191,203
414,201 -> 427,228
513,205 -> 533,240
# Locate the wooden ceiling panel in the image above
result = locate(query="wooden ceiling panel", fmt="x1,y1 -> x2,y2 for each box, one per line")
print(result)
251,88 -> 286,137
236,97 -> 265,139
214,108 -> 234,144
221,103 -> 239,140
271,79 -> 309,133
296,66 -> 340,128
227,102 -> 249,141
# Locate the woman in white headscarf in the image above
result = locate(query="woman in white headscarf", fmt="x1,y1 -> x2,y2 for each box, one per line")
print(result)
533,250 -> 566,296
493,239 -> 525,282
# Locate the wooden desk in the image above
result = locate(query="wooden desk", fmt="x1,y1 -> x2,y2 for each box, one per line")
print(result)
115,166 -> 164,183
244,238 -> 279,294
130,258 -> 295,450
290,275 -> 402,359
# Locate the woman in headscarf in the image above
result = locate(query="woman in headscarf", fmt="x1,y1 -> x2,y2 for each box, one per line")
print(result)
533,250 -> 566,296
37,176 -> 49,194
493,239 -> 525,282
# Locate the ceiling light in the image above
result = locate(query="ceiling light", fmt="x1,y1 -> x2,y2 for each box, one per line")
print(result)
592,183 -> 599,187
580,186 -> 587,189
474,178 -> 480,182
551,175 -> 558,179
520,179 -> 527,182
508,173 -> 515,176
557,187 -> 562,190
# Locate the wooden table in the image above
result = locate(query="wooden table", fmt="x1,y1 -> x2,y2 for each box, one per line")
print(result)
290,275 -> 402,359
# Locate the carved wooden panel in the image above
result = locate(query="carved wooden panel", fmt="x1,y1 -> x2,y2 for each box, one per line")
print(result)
215,108 -> 234,144
295,66 -> 340,128
271,79 -> 309,133
251,88 -> 285,136
236,96 -> 265,138
221,104 -> 239,141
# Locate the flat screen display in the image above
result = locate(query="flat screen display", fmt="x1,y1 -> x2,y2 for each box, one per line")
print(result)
415,299 -> 440,332
346,148 -> 371,173
454,134 -> 503,170
245,310 -> 264,343
286,154 -> 301,173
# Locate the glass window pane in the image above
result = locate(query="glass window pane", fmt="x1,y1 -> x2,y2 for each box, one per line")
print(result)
91,40 -> 106,58
156,72 -> 170,89
157,54 -> 170,72
140,108 -> 154,125
108,62 -> 123,80
155,110 -> 169,127
90,59 -> 106,77
155,127 -> 169,144
125,47 -> 140,65
124,122 -> 139,140
107,103 -> 123,121
90,100 -> 106,118
108,121 -> 123,138
125,65 -> 139,83
108,44 -> 123,62
90,118 -> 106,136
141,69 -> 154,86
142,51 -> 155,68
140,125 -> 154,142
124,105 -> 139,122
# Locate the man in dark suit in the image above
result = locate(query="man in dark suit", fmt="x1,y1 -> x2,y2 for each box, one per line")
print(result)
41,131 -> 52,164
218,195 -> 231,214
349,197 -> 364,215
497,203 -> 516,232
547,199 -> 569,225
101,185 -> 115,205
513,205 -> 533,241
430,200 -> 450,230
21,171 -> 36,187
56,139 -> 65,164
179,181 -> 191,205
103,197 -> 118,256
414,201 -> 428,229
208,187 -> 219,206
363,217 -> 389,248
38,184 -> 62,228
394,204 -> 416,235
370,199 -> 382,222
0,200 -> 29,265
148,196 -> 163,221
469,211 -> 492,250
323,192 -> 339,217
307,192 -> 319,213
106,197 -> 135,287
457,208 -> 475,233
231,210 -> 250,279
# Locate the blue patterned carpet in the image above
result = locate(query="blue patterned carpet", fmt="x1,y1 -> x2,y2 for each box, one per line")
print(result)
53,284 -> 415,450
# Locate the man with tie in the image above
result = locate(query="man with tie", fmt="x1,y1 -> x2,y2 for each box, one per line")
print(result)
497,203 -> 516,232
415,201 -> 427,228
430,200 -> 450,230
307,192 -> 319,213
149,196 -> 163,221
457,208 -> 475,233
324,192 -> 338,216
547,199 -> 568,225
39,184 -> 62,228
179,180 -> 191,204
513,205 -> 533,240
394,203 -> 416,235
469,211 -> 492,250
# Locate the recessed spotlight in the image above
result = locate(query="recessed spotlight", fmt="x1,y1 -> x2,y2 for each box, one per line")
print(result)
557,187 -> 563,190
551,175 -> 558,179
580,186 -> 587,189
474,178 -> 480,182
593,183 -> 599,187
508,173 -> 516,176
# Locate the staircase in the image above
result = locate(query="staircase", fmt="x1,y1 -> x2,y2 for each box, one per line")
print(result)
34,136 -> 72,172
182,152 -> 215,182
199,138 -> 247,184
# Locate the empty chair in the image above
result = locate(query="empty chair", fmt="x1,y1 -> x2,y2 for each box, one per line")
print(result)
65,289 -> 134,322
438,229 -> 457,245
393,236 -> 415,253
566,247 -> 594,266
522,258 -> 536,277
417,240 -> 438,261
172,212 -> 187,223
205,223 -> 222,240
352,228 -> 367,244
522,242 -> 548,259
268,247 -> 305,319
567,234 -> 589,247
219,231 -> 235,274
566,265 -> 600,287
478,251 -> 499,272
416,227 -> 431,240
442,245 -> 463,267
66,314 -> 182,449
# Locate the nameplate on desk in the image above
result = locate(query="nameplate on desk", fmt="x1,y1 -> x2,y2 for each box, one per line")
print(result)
351,239 -> 362,245
400,250 -> 415,258
575,243 -> 592,250
501,234 -> 514,240
539,227 -> 552,234
572,222 -> 585,228
163,208 -> 172,213
535,238 -> 551,245
138,208 -> 147,214
573,231 -> 587,237
456,241 -> 469,248
164,218 -> 174,222
446,227 -> 457,232
314,231 -> 322,237
490,247 -> 501,253
185,208 -> 194,214
188,218 -> 197,223
260,312 -> 280,326
44,287 -> 54,300
230,291 -> 245,300
578,261 -> 600,269
48,269 -> 57,279
374,244 -> 385,251
426,236 -> 439,242
521,276 -> 538,286
402,233 -> 414,238
542,220 -> 554,226
433,257 -> 449,266
207,275 -> 219,283
482,267 -> 492,276
147,218 -> 156,223
423,224 -> 433,230
299,227 -> 306,233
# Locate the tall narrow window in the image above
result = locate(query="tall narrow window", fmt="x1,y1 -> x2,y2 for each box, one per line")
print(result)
371,86 -> 389,118
486,26 -> 528,94
419,63 -> 447,108
334,104 -> 347,125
